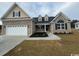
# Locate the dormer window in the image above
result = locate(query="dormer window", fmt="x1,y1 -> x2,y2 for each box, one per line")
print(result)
45,15 -> 48,21
13,11 -> 20,17
38,15 -> 42,21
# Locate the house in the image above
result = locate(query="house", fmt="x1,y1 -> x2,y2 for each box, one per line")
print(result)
75,22 -> 79,29
1,3 -> 71,37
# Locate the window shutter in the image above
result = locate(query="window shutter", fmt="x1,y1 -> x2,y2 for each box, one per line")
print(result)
13,11 -> 15,17
55,24 -> 57,30
19,11 -> 20,17
65,23 -> 67,30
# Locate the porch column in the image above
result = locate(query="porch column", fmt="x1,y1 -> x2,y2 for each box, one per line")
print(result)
50,23 -> 55,33
44,25 -> 46,32
67,22 -> 71,32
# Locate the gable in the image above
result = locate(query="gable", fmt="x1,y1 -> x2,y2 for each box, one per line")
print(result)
1,3 -> 30,19
54,15 -> 68,23
50,12 -> 71,23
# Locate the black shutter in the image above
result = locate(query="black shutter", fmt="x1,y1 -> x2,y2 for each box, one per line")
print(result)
19,11 -> 20,17
55,24 -> 57,30
13,11 -> 15,17
65,23 -> 67,30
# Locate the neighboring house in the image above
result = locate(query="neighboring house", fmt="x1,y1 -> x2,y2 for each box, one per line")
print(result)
75,22 -> 79,29
71,20 -> 79,28
1,3 -> 72,37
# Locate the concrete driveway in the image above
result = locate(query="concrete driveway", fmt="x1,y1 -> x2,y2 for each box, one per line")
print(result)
0,35 -> 25,56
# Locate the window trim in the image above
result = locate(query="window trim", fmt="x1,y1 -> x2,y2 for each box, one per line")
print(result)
56,23 -> 65,30
76,24 -> 78,27
13,11 -> 20,17
38,17 -> 42,21
45,17 -> 48,21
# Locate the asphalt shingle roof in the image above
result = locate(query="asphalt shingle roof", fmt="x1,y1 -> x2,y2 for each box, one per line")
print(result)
32,16 -> 55,23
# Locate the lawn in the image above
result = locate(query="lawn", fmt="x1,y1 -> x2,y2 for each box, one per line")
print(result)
4,29 -> 79,56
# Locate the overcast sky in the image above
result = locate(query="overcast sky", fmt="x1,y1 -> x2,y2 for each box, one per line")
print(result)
0,2 -> 79,25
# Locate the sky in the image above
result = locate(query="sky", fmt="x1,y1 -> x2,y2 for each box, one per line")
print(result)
0,2 -> 79,25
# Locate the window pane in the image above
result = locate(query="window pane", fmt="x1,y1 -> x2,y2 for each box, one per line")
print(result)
61,23 -> 64,26
62,27 -> 64,29
45,18 -> 48,21
76,24 -> 78,27
57,20 -> 64,23
15,12 -> 19,16
57,24 -> 60,26
57,27 -> 60,29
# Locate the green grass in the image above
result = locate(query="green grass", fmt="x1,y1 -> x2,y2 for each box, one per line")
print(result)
4,29 -> 79,56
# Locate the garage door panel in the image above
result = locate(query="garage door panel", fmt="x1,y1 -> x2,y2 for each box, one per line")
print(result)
6,26 -> 27,36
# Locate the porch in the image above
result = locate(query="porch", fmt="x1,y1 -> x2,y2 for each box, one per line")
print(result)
35,24 -> 50,32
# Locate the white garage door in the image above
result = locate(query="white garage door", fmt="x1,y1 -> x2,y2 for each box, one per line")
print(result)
6,26 -> 28,36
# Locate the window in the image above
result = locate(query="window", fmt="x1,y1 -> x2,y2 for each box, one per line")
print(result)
76,24 -> 78,27
38,18 -> 42,21
55,20 -> 66,30
38,15 -> 42,21
61,23 -> 64,29
13,11 -> 21,17
57,20 -> 64,23
15,12 -> 19,17
45,15 -> 48,21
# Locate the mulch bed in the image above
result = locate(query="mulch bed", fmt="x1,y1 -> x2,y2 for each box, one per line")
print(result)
30,32 -> 48,37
